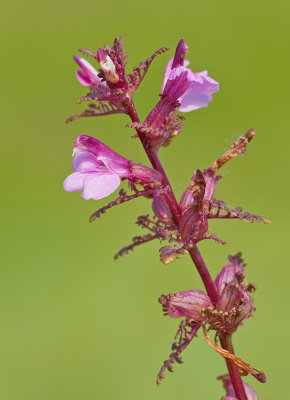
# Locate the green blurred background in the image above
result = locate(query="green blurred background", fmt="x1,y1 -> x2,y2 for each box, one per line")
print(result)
1,0 -> 289,398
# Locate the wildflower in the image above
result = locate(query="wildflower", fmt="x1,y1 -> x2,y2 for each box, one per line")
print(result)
159,290 -> 212,321
162,39 -> 219,112
139,39 -> 218,148
73,55 -> 101,86
73,47 -> 120,87
213,253 -> 255,333
63,135 -> 162,200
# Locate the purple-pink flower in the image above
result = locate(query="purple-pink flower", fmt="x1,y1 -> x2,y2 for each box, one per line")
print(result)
159,290 -> 212,321
142,40 -> 219,140
214,254 -> 254,331
162,39 -> 219,112
63,135 -> 163,200
158,253 -> 254,334
73,55 -> 101,86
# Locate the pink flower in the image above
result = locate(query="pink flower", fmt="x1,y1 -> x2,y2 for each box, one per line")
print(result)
214,254 -> 255,332
162,39 -> 219,112
159,290 -> 212,321
73,55 -> 101,86
63,135 -> 163,200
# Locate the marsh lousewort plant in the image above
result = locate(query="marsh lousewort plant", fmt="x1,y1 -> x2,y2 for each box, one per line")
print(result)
64,36 -> 269,399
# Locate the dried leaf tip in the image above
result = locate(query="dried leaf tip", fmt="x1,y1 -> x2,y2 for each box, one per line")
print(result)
211,129 -> 255,173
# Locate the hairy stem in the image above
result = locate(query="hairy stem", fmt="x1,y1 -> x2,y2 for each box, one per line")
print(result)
220,334 -> 248,400
125,98 -> 181,225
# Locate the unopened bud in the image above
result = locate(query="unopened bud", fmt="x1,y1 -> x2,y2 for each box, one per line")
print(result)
171,39 -> 188,69
179,169 -> 205,212
179,207 -> 208,243
97,48 -> 119,84
97,47 -> 106,64
152,195 -> 173,224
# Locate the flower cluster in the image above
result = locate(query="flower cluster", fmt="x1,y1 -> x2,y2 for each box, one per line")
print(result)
64,35 -> 269,399
159,253 -> 254,335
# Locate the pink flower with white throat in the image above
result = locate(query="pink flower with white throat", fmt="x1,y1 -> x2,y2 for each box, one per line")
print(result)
63,135 -> 163,200
162,39 -> 219,112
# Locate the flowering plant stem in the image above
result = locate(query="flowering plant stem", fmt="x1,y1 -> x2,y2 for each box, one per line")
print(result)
220,335 -> 248,400
126,97 -> 247,400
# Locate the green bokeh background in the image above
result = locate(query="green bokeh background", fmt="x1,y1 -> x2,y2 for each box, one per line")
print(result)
1,0 -> 289,398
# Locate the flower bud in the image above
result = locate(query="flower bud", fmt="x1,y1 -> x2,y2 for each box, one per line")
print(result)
179,207 -> 208,243
171,39 -> 188,69
97,47 -> 106,64
203,168 -> 221,201
152,194 -> 173,224
97,47 -> 119,83
179,187 -> 194,213
159,290 -> 212,321
180,169 -> 205,212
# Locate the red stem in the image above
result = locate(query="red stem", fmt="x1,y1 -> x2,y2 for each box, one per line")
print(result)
220,335 -> 248,400
188,245 -> 218,305
126,97 -> 246,398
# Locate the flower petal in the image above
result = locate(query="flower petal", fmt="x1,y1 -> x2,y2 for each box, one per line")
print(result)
162,58 -> 190,91
162,59 -> 173,92
179,73 -> 219,112
72,152 -> 104,173
76,70 -> 92,86
73,55 -> 100,83
73,136 -> 131,178
82,172 -> 120,200
163,66 -> 194,102
63,172 -> 85,192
